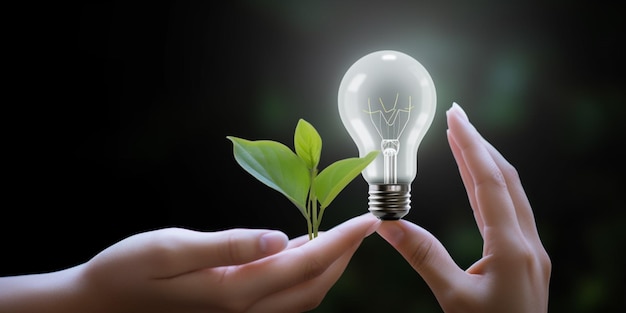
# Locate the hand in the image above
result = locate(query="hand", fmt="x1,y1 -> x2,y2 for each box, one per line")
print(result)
0,213 -> 380,313
376,103 -> 551,313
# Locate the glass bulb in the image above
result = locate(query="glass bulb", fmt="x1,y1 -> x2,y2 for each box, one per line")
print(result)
338,50 -> 436,220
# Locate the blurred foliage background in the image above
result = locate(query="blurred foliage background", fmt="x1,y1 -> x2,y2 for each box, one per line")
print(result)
3,0 -> 624,312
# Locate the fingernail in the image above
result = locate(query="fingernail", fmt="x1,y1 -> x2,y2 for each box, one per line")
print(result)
259,231 -> 288,254
448,102 -> 469,121
380,221 -> 404,245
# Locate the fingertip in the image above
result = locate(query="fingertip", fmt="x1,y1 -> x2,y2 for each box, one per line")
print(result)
259,231 -> 289,255
358,212 -> 382,236
337,212 -> 382,237
376,220 -> 405,246
448,102 -> 469,121
446,101 -> 485,149
365,218 -> 382,237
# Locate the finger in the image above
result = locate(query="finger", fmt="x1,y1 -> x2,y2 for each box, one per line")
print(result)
140,228 -> 289,278
152,214 -> 378,311
230,213 -> 379,299
376,220 -> 466,299
446,103 -> 522,242
482,139 -> 543,246
247,240 -> 362,313
286,233 -> 316,249
447,129 -> 485,238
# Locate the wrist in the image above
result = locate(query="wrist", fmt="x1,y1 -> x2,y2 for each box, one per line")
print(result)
0,264 -> 97,313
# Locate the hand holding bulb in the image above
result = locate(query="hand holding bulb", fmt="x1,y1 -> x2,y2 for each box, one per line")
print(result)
377,103 -> 551,313
338,50 -> 437,219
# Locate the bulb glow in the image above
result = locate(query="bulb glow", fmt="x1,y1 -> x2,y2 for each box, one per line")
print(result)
338,50 -> 436,220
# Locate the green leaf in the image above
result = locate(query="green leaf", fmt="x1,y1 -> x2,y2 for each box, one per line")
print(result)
227,136 -> 310,215
314,150 -> 379,209
294,119 -> 322,170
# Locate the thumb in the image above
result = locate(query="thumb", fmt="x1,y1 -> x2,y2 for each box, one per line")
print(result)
376,220 -> 466,294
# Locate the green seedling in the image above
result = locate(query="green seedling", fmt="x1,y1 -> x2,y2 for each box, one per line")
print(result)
227,119 -> 378,239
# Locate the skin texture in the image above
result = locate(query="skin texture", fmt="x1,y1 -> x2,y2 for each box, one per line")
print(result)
0,103 -> 551,313
377,103 -> 551,313
0,213 -> 380,313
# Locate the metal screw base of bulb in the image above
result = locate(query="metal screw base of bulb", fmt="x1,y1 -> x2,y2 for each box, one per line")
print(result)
368,184 -> 411,220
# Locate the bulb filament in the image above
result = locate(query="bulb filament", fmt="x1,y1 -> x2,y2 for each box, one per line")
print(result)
382,139 -> 399,183
365,93 -> 413,184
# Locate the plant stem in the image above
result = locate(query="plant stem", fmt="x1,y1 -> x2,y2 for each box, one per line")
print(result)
310,168 -> 319,238
306,201 -> 312,240
312,196 -> 318,238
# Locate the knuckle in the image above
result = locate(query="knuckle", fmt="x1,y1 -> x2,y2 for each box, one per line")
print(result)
508,241 -> 552,278
501,161 -> 521,182
488,163 -> 508,187
301,256 -> 326,281
218,231 -> 245,264
146,228 -> 186,268
475,162 -> 508,190
505,241 -> 535,265
226,233 -> 241,263
538,248 -> 552,279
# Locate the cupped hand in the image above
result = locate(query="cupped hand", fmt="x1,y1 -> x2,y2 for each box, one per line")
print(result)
376,103 -> 551,313
80,213 -> 380,313
0,213 -> 379,313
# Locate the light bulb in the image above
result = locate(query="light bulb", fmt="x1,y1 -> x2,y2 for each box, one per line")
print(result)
338,50 -> 436,220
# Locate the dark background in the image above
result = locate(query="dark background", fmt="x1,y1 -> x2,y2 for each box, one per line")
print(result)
3,1 -> 625,312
